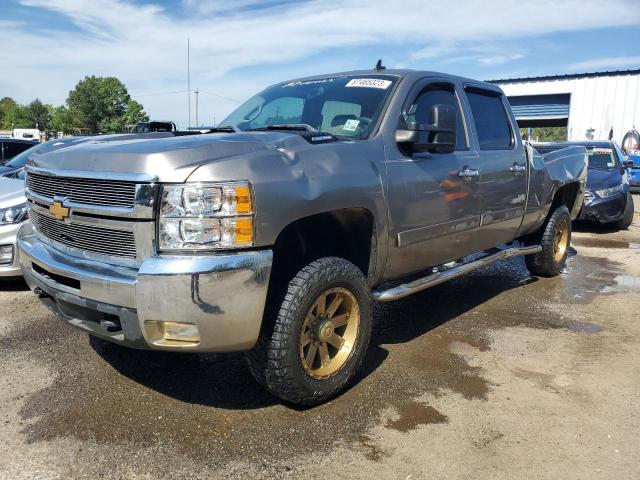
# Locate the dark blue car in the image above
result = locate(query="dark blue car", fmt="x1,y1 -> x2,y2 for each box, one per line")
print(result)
534,141 -> 634,230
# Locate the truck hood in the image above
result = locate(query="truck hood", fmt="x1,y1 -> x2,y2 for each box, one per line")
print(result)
0,177 -> 26,209
27,132 -> 300,182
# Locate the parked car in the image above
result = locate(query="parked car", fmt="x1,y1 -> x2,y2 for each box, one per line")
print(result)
534,141 -> 634,229
0,133 -> 181,179
18,68 -> 587,405
1,138 -> 38,164
0,137 -> 88,179
627,152 -> 640,193
0,177 -> 28,277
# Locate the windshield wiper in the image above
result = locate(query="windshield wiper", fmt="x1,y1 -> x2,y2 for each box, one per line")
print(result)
247,124 -> 318,132
205,125 -> 241,133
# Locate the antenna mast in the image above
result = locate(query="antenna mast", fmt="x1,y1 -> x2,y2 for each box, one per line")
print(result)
187,38 -> 191,129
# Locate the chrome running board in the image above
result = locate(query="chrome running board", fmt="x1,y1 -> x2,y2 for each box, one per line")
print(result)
372,245 -> 542,302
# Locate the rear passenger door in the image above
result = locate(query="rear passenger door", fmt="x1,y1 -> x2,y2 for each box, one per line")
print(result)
463,86 -> 527,246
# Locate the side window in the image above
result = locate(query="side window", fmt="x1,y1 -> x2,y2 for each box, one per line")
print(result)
406,84 -> 467,150
465,88 -> 513,150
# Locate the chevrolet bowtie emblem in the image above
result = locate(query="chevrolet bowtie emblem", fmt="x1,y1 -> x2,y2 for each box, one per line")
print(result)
50,201 -> 70,221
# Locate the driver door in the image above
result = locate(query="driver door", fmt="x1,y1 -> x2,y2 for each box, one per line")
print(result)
384,79 -> 482,279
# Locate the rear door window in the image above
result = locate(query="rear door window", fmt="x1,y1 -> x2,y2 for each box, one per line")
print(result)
465,88 -> 513,150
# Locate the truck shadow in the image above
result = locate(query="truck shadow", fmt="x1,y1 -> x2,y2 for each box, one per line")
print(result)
0,277 -> 30,291
572,220 -> 622,234
91,258 -> 534,410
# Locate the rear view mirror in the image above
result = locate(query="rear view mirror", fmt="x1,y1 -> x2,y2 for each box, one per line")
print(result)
395,104 -> 456,154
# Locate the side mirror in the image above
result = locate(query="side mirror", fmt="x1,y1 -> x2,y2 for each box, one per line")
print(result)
622,159 -> 634,168
395,104 -> 456,154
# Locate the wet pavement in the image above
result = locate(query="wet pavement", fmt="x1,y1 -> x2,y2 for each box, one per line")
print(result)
1,195 -> 639,479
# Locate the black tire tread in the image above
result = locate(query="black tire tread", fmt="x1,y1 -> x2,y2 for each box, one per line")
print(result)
525,205 -> 571,277
247,257 -> 371,406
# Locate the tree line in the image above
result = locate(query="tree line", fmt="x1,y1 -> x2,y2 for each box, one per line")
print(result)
0,76 -> 149,134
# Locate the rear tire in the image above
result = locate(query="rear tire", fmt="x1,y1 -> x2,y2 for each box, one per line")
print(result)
246,257 -> 372,406
525,205 -> 572,277
615,192 -> 634,230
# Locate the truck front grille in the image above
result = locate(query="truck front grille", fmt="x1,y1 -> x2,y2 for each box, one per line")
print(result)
26,172 -> 138,208
29,209 -> 137,259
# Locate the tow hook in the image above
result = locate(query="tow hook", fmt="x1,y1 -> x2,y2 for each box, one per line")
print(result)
33,287 -> 51,300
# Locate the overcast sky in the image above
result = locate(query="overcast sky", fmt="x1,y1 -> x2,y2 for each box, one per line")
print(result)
1,0 -> 639,128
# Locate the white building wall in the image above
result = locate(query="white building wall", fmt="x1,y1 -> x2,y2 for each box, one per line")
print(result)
498,72 -> 640,143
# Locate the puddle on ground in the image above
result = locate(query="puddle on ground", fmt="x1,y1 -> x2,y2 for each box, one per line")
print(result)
385,401 -> 447,432
561,320 -> 604,333
572,237 -> 640,249
601,275 -> 640,293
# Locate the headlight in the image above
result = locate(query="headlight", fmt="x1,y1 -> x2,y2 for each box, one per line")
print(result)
159,182 -> 254,250
0,202 -> 28,225
594,184 -> 623,198
584,189 -> 594,204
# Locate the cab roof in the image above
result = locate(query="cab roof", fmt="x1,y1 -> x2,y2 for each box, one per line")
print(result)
278,68 -> 503,93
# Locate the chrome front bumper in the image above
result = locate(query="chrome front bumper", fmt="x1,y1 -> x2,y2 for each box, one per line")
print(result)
0,221 -> 25,277
17,228 -> 273,352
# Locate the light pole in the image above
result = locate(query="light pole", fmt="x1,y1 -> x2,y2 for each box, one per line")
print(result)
195,89 -> 199,128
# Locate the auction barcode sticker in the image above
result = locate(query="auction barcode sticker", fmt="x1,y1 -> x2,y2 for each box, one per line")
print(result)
345,78 -> 392,89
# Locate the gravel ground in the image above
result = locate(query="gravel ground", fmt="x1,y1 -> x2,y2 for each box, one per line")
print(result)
1,195 -> 639,479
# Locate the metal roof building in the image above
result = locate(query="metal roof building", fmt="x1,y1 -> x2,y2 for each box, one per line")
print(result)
489,70 -> 640,144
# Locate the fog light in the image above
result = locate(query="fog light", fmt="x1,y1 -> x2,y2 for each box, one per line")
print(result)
0,245 -> 13,266
159,321 -> 200,342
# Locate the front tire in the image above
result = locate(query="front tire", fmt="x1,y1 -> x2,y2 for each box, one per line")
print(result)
247,257 -> 372,406
615,192 -> 634,230
525,205 -> 572,277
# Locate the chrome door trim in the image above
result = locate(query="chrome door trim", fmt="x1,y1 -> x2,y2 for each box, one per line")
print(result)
397,215 -> 480,247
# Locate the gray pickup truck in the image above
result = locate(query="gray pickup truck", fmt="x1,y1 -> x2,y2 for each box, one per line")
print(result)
18,69 -> 587,405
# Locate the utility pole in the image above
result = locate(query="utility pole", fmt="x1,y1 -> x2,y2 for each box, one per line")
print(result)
195,89 -> 199,127
187,38 -> 191,129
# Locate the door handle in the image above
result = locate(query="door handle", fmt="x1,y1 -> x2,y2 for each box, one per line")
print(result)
458,166 -> 479,180
509,163 -> 527,174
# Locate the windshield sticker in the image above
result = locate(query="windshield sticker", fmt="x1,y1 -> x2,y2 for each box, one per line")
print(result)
342,119 -> 360,132
590,148 -> 612,155
282,78 -> 336,87
346,78 -> 392,89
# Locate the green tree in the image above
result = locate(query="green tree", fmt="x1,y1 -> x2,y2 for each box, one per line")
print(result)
122,99 -> 148,126
50,105 -> 79,133
0,97 -> 18,129
27,99 -> 51,129
67,75 -> 147,133
520,127 -> 567,142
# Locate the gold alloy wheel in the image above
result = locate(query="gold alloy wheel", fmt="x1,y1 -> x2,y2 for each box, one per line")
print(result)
299,287 -> 360,379
553,219 -> 570,262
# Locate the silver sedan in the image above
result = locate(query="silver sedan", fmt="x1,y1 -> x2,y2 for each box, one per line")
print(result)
0,177 -> 28,277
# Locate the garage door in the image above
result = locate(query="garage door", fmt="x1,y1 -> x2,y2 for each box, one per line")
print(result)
506,94 -> 570,127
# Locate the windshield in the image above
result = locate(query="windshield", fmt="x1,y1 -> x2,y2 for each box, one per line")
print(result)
219,75 -> 398,139
586,147 -> 617,170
